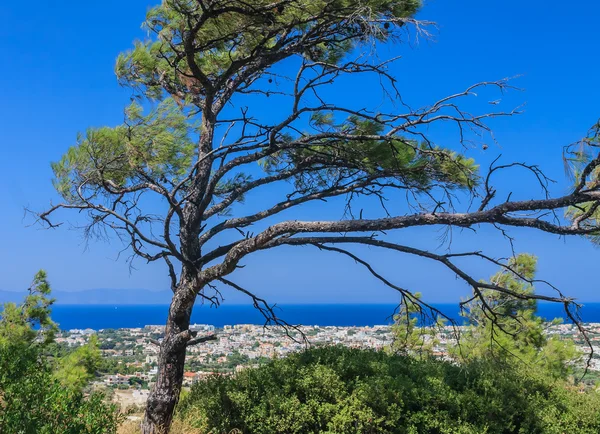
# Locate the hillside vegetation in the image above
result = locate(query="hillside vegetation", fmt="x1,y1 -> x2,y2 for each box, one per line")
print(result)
0,271 -> 122,433
176,346 -> 600,434
173,256 -> 600,434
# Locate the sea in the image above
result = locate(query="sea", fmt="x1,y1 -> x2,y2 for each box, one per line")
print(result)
49,303 -> 600,331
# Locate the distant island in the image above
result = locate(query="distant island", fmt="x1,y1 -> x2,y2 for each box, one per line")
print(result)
0,288 -> 172,305
0,288 -> 407,306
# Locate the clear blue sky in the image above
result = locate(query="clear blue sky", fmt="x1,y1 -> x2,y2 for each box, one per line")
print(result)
1,0 -> 599,304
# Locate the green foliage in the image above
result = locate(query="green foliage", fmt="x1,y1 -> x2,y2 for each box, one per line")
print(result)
458,254 -> 579,380
54,334 -> 102,390
260,112 -> 480,193
0,345 -> 122,434
0,270 -> 57,346
129,376 -> 149,389
52,98 -> 195,204
388,293 -> 439,358
115,1 -> 421,100
177,346 -> 600,434
565,122 -> 600,241
261,130 -> 479,196
54,0 -> 480,214
97,357 -> 139,376
463,254 -> 538,328
0,272 -> 123,433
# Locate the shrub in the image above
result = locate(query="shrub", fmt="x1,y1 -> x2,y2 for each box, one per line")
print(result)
0,341 -> 123,433
0,271 -> 123,433
178,346 -> 600,434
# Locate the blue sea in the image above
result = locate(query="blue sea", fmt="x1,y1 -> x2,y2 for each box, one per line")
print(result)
48,303 -> 600,331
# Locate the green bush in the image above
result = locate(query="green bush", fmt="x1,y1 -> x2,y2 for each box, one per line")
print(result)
178,346 -> 600,434
0,337 -> 123,433
0,271 -> 123,433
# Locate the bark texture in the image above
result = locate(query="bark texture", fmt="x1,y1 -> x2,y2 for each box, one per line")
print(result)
142,287 -> 196,434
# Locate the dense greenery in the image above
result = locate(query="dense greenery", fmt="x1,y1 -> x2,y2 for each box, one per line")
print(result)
178,257 -> 596,434
457,254 -> 579,380
388,292 -> 439,358
0,271 -> 123,433
178,346 -> 600,434
52,0 -> 468,210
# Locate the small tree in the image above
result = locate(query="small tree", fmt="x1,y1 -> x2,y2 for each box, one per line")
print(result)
0,270 -> 58,347
388,293 -> 439,358
0,272 -> 122,433
54,334 -> 102,390
458,254 -> 579,379
37,1 -> 600,432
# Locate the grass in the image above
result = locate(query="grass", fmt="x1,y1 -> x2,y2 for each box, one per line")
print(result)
118,417 -> 204,434
118,417 -> 243,434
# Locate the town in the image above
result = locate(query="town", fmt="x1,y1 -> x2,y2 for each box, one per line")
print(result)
54,321 -> 600,409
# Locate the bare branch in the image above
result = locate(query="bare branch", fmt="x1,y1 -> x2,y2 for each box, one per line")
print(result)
187,333 -> 218,347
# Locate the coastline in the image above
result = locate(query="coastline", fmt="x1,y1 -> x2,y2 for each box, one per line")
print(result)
48,303 -> 600,331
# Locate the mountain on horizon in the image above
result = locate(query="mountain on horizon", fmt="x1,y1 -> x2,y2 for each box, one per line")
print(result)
0,288 -> 172,305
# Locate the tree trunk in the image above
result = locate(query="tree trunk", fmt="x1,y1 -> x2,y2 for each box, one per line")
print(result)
142,287 -> 196,434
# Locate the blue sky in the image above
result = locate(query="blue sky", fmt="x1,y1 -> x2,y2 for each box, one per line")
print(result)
1,0 -> 600,304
